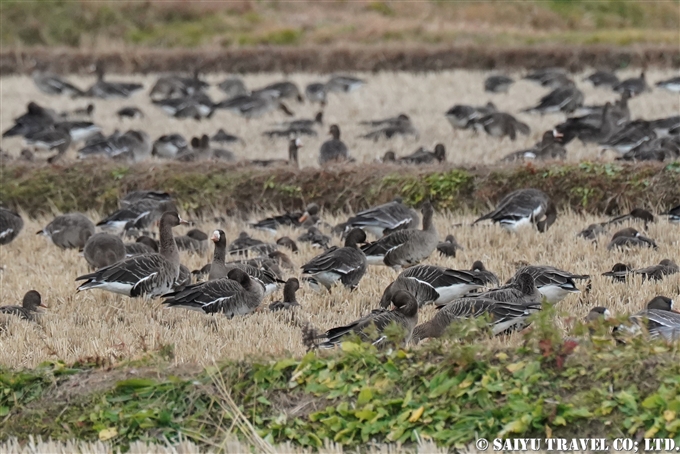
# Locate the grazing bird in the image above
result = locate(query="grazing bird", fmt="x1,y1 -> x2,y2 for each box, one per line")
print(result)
78,130 -> 152,162
117,107 -> 144,119
445,102 -> 496,130
84,62 -> 143,99
626,296 -> 680,342
522,80 -> 583,114
217,77 -> 248,98
152,134 -> 188,159
37,213 -> 95,250
76,212 -> 188,298
32,69 -> 83,96
297,226 -> 331,250
601,263 -> 632,282
361,201 -> 438,269
507,266 -> 589,304
603,260 -> 678,282
3,102 -> 56,138
484,75 -> 514,93
252,81 -> 303,103
474,112 -> 531,140
385,144 -> 446,165
0,290 -> 47,321
613,72 -> 648,96
325,75 -> 365,93
583,70 -> 619,88
436,234 -> 462,257
163,268 -> 264,317
97,195 -> 175,236
359,114 -> 419,141
606,208 -> 655,229
344,198 -> 419,238
301,228 -> 367,291
269,278 -> 301,311
600,120 -> 656,155
306,290 -> 419,349
0,208 -> 23,245
607,227 -> 657,250
473,188 -> 556,232
500,130 -> 566,162
83,233 -> 126,270
319,125 -> 351,165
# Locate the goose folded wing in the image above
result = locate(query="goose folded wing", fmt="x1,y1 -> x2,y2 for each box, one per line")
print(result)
361,230 -> 414,256
324,309 -> 398,344
349,203 -> 414,231
302,247 -> 361,275
162,278 -> 242,312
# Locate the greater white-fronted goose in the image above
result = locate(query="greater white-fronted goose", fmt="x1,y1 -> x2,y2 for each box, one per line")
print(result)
117,107 -> 144,119
325,75 -> 365,93
600,120 -> 655,154
253,81 -> 303,103
319,125 -> 351,165
379,264 -> 488,308
471,261 -> 501,287
125,237 -> 157,257
617,136 -> 680,162
390,144 -> 446,164
269,278 -> 300,311
78,130 -> 152,162
297,226 -> 331,250
149,73 -> 208,100
359,114 -> 419,141
175,229 -> 208,254
84,62 -> 143,99
32,69 -> 83,96
153,92 -> 214,120
124,190 -> 172,211
656,76 -> 680,93
601,263 -> 631,282
3,102 -> 56,138
305,290 -> 418,349
276,237 -> 299,253
523,68 -> 568,86
249,138 -> 301,168
474,112 -> 530,140
301,228 -> 367,290
583,70 -> 619,87
98,198 -> 176,236
436,234 -> 462,257
217,77 -> 248,98
603,260 -> 678,282
37,213 -> 95,250
251,203 -> 319,234
607,227 -> 657,250
305,83 -> 327,105
606,208 -> 655,228
585,306 -> 612,323
24,123 -> 72,156
76,211 -> 188,298
163,268 -> 264,317
228,232 -> 275,256
445,102 -> 496,130
412,295 -> 541,342
626,296 -> 680,342
0,290 -> 47,321
613,72 -> 648,96
0,208 -> 23,245
459,272 -> 542,307
473,188 -> 556,232
345,198 -> 419,238
558,102 -> 619,145
666,205 -> 680,223
264,112 -> 323,138
507,265 -> 589,304
484,75 -> 514,93
361,201 -> 438,269
522,80 -> 583,114
211,129 -> 243,145
577,223 -> 607,241
152,134 -> 188,159
500,130 -> 566,162
83,233 -> 126,269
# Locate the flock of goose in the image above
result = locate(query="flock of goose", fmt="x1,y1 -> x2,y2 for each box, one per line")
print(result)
2,63 -> 680,166
1,187 -> 679,347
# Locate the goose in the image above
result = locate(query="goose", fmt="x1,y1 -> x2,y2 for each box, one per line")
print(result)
507,266 -> 589,304
583,70 -> 619,87
252,81 -> 303,103
585,306 -> 612,323
32,69 -> 83,96
445,102 -> 496,130
655,76 -> 680,93
251,203 -> 319,234
152,134 -> 189,159
484,75 -> 514,93
474,112 -> 530,140
436,234 -> 462,257
573,91 -> 630,121
269,278 -> 301,311
606,208 -> 655,228
305,290 -> 418,349
471,261 -> 501,287
216,92 -> 294,119
84,62 -> 143,99
301,228 -> 367,290
344,198 -> 420,238
359,114 -> 419,140
558,102 -> 618,145
3,102 -> 56,138
276,237 -> 299,253
228,232 -> 274,256
522,80 -> 583,114
607,227 -> 657,250
76,211 -> 188,298
577,223 -> 607,241
297,226 -> 331,250
153,92 -> 214,119
500,130 -> 566,162
0,290 -> 47,321
264,112 -> 323,138
617,137 -> 680,162
613,72 -> 648,96
0,208 -> 23,245
650,116 -> 680,137
666,205 -> 680,223
268,250 -> 296,271
325,75 -> 365,93
162,268 -> 264,317
473,188 -> 556,232
83,233 -> 126,269
37,213 -> 95,250
523,68 -> 568,86
117,107 -> 144,119
389,144 -> 446,164
149,72 -> 208,100
601,263 -> 632,282
174,229 -> 208,254
217,77 -> 248,98
78,130 -> 152,162
361,201 -> 438,269
458,272 -> 543,307
97,198 -> 176,236
211,129 -> 242,145
249,138 -> 301,168
600,120 -> 656,154
125,237 -> 157,257
305,83 -> 327,105
319,125 -> 351,165
24,124 -> 72,160
603,260 -> 678,282
627,296 -> 680,341
412,295 -> 542,342
379,264 -> 488,308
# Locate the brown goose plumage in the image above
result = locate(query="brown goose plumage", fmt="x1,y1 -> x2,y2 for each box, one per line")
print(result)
0,207 -> 23,245
38,213 -> 95,249
83,233 -> 126,269
301,228 -> 367,290
0,290 -> 47,321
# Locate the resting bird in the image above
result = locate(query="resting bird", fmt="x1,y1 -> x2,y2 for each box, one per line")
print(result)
606,227 -> 657,250
0,290 -> 47,322
626,296 -> 680,342
473,188 -> 556,232
344,198 -> 419,238
436,234 -> 462,257
269,278 -> 301,311
522,80 -> 583,114
0,208 -> 23,245
506,265 -> 589,304
301,228 -> 367,291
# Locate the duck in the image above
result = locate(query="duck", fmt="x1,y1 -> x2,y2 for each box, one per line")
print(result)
0,290 -> 47,321
445,102 -> 496,130
613,72 -> 648,96
305,290 -> 418,349
97,198 -> 176,236
522,79 -> 583,114
319,125 -> 351,165
500,130 -> 566,162
655,76 -> 680,93
251,203 -> 319,235
583,70 -> 619,88
217,77 -> 248,98
627,296 -> 680,341
31,67 -> 83,97
379,264 -> 489,308
37,213 -> 95,250
174,229 -> 209,254
484,75 -> 514,93
297,226 -> 331,250
603,260 -> 678,282
344,198 -> 419,238
163,268 -> 264,317
152,134 -> 189,159
0,208 -> 24,245
249,138 -> 301,168
325,75 -> 365,93
506,265 -> 590,304
361,200 -> 438,269
3,102 -> 56,138
301,228 -> 367,291
269,278 -> 301,311
473,188 -> 556,232
471,261 -> 501,287
83,233 -> 126,270
76,212 -> 188,298
474,112 -> 531,140
84,62 -> 143,99
385,144 -> 446,165
436,234 -> 462,257
607,227 -> 657,250
666,205 -> 680,223
359,114 -> 419,140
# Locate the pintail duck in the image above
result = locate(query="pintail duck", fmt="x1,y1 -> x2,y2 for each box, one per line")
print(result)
666,205 -> 680,223
380,264 -> 488,308
97,195 -> 176,236
345,198 -> 420,238
175,229 -> 209,255
474,112 -> 531,141
436,234 -> 462,257
474,188 -> 556,232
319,125 -> 351,166
301,228 -> 367,291
385,144 -> 446,165
583,70 -> 619,87
655,76 -> 680,93
603,260 -> 678,282
627,296 -> 680,342
163,268 -> 264,317
325,75 -> 365,93
305,83 -> 327,105
361,201 -> 438,269
607,227 -> 657,250
297,226 -> 331,250
0,208 -> 23,245
471,261 -> 500,287
305,290 -> 418,349
76,212 -> 188,298
500,130 -> 566,162
84,62 -> 143,99
0,290 -> 47,322
78,130 -> 152,162
522,79 -> 584,114
507,266 -> 589,304
117,107 -> 144,119
3,102 -> 57,138
32,68 -> 83,97
251,203 -> 319,235
269,278 -> 301,311
83,233 -> 126,270
484,75 -> 514,93
217,77 -> 248,98
359,114 -> 419,141
445,102 -> 496,130
152,134 -> 188,159
249,138 -> 301,168
613,72 -> 649,96
38,213 -> 95,250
